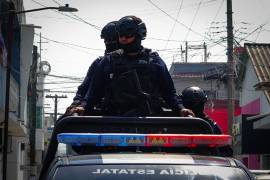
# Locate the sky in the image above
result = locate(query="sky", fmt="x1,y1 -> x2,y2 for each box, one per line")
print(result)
23,0 -> 270,116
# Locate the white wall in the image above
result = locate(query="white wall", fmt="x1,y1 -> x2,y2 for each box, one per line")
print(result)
240,59 -> 270,114
36,129 -> 44,151
172,77 -> 228,99
10,76 -> 19,116
261,94 -> 270,114
240,60 -> 260,105
20,25 -> 34,125
240,60 -> 270,113
7,137 -> 25,180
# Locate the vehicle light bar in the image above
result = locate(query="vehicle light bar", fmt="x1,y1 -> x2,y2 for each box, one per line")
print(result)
57,133 -> 232,147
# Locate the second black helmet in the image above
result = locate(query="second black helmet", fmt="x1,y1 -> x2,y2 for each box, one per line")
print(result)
101,21 -> 118,42
181,86 -> 207,109
101,21 -> 119,53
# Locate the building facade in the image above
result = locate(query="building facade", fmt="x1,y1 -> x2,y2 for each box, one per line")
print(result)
169,62 -> 239,133
234,44 -> 270,169
0,0 -> 37,179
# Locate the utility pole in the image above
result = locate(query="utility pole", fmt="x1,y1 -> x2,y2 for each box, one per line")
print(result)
227,0 -> 234,135
203,42 -> 207,62
39,32 -> 42,62
45,94 -> 67,122
183,42 -> 208,63
29,45 -> 38,178
38,32 -> 48,64
185,41 -> 188,63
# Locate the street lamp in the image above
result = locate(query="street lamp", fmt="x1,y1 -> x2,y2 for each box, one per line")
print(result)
2,3 -> 78,180
2,4 -> 78,15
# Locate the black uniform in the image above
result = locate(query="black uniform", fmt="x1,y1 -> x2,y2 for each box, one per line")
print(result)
72,57 -> 102,105
196,112 -> 223,134
82,48 -> 184,116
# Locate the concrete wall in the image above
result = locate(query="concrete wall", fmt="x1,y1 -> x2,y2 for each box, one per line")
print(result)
240,60 -> 260,107
36,129 -> 44,151
240,60 -> 270,114
10,76 -> 19,116
7,137 -> 25,180
20,25 -> 34,125
172,77 -> 228,99
238,56 -> 270,169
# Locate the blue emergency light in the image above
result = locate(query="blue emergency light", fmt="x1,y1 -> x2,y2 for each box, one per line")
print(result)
57,133 -> 232,148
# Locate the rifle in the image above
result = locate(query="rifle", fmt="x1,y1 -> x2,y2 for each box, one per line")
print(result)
118,69 -> 153,115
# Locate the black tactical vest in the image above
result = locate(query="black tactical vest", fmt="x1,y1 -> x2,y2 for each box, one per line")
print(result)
105,49 -> 162,116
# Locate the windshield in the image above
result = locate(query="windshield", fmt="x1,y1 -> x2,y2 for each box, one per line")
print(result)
52,164 -> 250,180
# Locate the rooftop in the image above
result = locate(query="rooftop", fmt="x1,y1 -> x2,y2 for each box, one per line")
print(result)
244,43 -> 270,103
169,62 -> 226,79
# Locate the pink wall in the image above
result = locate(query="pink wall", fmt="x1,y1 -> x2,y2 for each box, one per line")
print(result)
241,98 -> 260,115
242,155 -> 260,169
204,100 -> 241,134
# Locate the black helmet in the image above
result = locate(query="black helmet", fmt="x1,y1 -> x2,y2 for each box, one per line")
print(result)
101,21 -> 119,53
181,86 -> 207,110
117,16 -> 147,40
101,21 -> 118,42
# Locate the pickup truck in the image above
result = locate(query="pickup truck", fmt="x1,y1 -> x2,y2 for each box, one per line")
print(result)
39,116 -> 255,180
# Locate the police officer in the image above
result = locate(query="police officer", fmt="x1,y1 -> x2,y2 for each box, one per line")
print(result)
65,21 -> 119,116
81,15 -> 194,117
181,87 -> 234,156
181,86 -> 222,134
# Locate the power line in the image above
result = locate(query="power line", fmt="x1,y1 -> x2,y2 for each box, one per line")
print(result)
262,28 -> 270,33
238,22 -> 270,43
42,81 -> 81,84
146,0 -> 226,48
254,26 -> 264,42
34,33 -> 104,51
154,47 -> 181,51
204,0 -> 225,42
34,33 -> 102,56
147,37 -> 203,42
46,74 -> 83,80
51,0 -> 61,6
183,0 -> 202,41
48,86 -> 79,90
52,0 -> 102,30
164,0 -> 184,49
44,90 -> 76,93
31,0 -> 101,30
